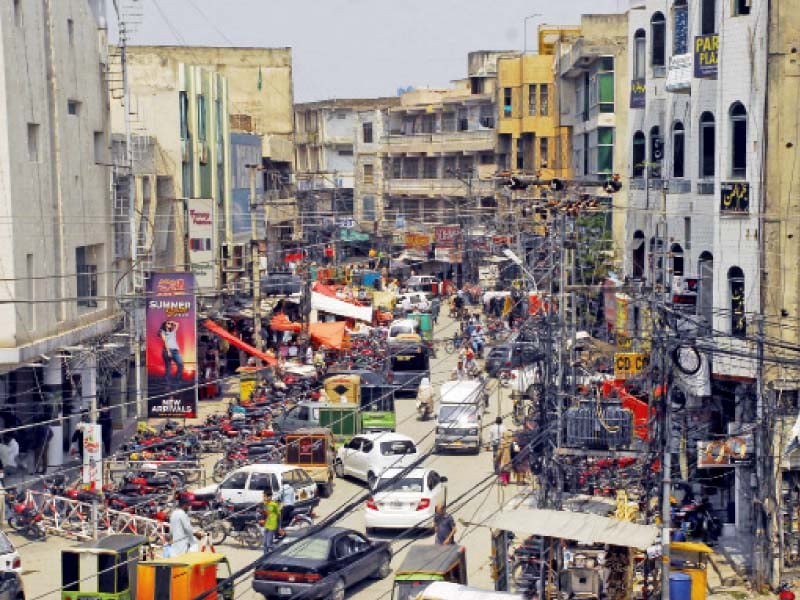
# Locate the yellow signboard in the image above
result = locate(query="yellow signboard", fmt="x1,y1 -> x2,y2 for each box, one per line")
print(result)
614,352 -> 647,380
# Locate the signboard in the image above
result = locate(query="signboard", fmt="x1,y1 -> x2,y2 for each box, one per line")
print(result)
697,434 -> 753,467
694,34 -> 719,78
720,181 -> 750,214
614,352 -> 648,380
187,198 -> 216,291
146,273 -> 198,418
404,233 -> 431,250
434,225 -> 461,249
434,247 -> 462,263
81,423 -> 103,488
630,78 -> 646,108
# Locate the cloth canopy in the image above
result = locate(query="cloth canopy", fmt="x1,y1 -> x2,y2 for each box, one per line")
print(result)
311,291 -> 373,322
270,313 -> 302,333
313,282 -> 365,306
202,320 -> 277,365
309,321 -> 346,350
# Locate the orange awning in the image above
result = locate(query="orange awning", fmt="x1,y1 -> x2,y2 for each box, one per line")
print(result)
309,321 -> 346,350
203,319 -> 277,365
270,313 -> 302,333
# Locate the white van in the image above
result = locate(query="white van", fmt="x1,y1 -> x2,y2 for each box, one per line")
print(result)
434,380 -> 485,454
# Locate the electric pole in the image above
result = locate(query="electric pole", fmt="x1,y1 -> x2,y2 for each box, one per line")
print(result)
248,164 -> 264,351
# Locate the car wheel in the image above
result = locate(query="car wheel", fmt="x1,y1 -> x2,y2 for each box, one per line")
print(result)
375,552 -> 392,579
367,472 -> 377,490
333,460 -> 344,478
320,480 -> 334,498
327,578 -> 345,600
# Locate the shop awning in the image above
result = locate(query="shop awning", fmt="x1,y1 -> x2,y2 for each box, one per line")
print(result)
484,508 -> 658,549
202,319 -> 277,365
309,321 -> 346,350
311,292 -> 373,322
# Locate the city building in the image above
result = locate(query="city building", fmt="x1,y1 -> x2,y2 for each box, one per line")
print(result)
0,0 -> 122,467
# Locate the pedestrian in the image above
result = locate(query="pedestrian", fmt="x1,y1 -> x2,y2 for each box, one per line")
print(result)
262,490 -> 281,553
98,403 -> 113,457
279,480 -> 296,529
489,416 -> 505,471
431,296 -> 440,324
168,499 -> 199,556
433,503 -> 456,545
305,345 -> 313,365
498,431 -> 513,485
70,414 -> 88,462
510,434 -> 526,485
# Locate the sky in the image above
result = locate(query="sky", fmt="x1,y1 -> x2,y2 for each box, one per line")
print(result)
107,0 -> 627,102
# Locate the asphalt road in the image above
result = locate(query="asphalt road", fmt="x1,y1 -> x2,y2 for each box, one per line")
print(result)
16,311 -> 519,600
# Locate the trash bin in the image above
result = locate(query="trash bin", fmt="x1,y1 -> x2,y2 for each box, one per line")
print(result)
669,572 -> 693,600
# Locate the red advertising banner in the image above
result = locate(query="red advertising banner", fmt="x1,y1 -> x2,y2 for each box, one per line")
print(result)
146,273 -> 198,418
434,225 -> 461,249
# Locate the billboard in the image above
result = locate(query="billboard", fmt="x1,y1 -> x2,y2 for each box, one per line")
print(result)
146,273 -> 197,418
434,225 -> 461,249
694,34 -> 719,79
187,198 -> 216,290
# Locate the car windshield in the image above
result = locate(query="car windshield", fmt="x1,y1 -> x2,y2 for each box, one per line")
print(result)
389,324 -> 415,337
380,440 -> 416,455
439,405 -> 479,424
279,536 -> 330,560
378,477 -> 423,493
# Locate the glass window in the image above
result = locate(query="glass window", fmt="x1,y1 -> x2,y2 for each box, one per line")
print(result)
362,195 -> 376,221
220,471 -> 248,490
540,85 -> 549,116
379,476 -> 423,493
281,536 -> 330,560
380,440 -> 416,455
424,157 -> 438,178
363,164 -> 374,184
728,267 -> 746,337
597,127 -> 614,174
598,71 -> 614,113
730,102 -> 747,179
672,122 -> 685,178
503,88 -> 512,116
649,126 -> 662,178
197,95 -> 207,142
701,0 -> 716,35
733,0 -> 750,16
516,137 -> 524,170
699,112 -> 716,178
362,122 -> 373,143
540,137 -> 549,168
632,131 -> 646,178
673,1 -> 688,54
442,113 -> 455,132
633,30 -> 647,79
528,84 -> 537,116
651,12 -> 666,68
249,472 -> 273,491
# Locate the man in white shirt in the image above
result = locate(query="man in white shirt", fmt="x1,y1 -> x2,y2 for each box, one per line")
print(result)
489,417 -> 505,472
0,435 -> 18,473
168,499 -> 199,555
280,481 -> 296,528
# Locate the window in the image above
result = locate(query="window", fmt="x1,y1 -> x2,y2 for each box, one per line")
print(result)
540,85 -> 549,116
516,137 -> 524,170
457,109 -> 468,131
27,123 -> 39,162
632,231 -> 645,279
598,58 -> 615,113
182,161 -> 193,198
197,95 -> 207,141
94,131 -> 105,164
25,253 -> 33,326
13,0 -> 21,26
362,122 -> 373,143
651,12 -> 666,68
650,126 -> 662,178
701,0 -> 716,34
503,88 -> 512,116
684,217 -> 692,250
540,137 -> 549,168
728,266 -> 746,337
479,105 -> 494,128
672,122 -> 685,178
730,102 -> 747,179
632,131 -> 646,177
733,0 -> 751,16
67,100 -> 80,116
76,246 -> 98,308
673,0 -> 688,54
220,471 -> 248,490
442,113 -> 455,132
391,159 -> 401,179
403,157 -> 419,179
528,84 -> 537,116
423,157 -> 438,179
671,243 -> 684,277
699,112 -> 716,178
363,164 -> 374,184
420,114 -> 436,134
362,195 -> 376,221
470,77 -> 485,94
179,91 -> 189,140
698,252 -> 714,326
67,18 -> 74,45
633,30 -> 647,79
444,156 -> 458,176
249,473 -> 273,491
597,127 -> 614,174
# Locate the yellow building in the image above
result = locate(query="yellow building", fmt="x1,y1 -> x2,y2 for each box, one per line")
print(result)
495,28 -> 579,180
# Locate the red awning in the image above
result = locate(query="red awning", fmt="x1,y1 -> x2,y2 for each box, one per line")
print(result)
270,313 -> 303,333
203,320 -> 277,365
309,321 -> 346,350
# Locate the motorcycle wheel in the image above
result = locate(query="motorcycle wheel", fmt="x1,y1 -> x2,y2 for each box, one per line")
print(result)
212,460 -> 230,483
242,523 -> 262,548
7,516 -> 23,531
207,522 -> 227,545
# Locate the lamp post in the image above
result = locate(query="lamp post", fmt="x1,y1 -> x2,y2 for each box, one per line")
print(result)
523,13 -> 543,54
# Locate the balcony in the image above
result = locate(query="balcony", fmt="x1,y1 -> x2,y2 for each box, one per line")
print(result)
382,129 -> 495,155
385,177 -> 495,197
559,38 -> 618,78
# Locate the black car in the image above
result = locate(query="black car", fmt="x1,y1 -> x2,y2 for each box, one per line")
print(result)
261,273 -> 302,296
252,527 -> 392,600
0,570 -> 24,600
485,344 -> 512,377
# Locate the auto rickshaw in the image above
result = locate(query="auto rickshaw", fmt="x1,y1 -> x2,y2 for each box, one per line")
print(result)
670,541 -> 714,600
136,552 -> 233,600
284,427 -> 336,498
392,544 -> 467,600
61,534 -> 148,600
323,373 -> 360,406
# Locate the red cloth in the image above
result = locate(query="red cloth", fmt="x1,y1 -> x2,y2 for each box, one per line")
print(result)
202,320 -> 277,365
602,380 -> 651,441
270,313 -> 302,332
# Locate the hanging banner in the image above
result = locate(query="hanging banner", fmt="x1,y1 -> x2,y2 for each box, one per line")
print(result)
630,78 -> 646,108
694,34 -> 719,79
146,273 -> 198,418
434,225 -> 461,249
187,198 -> 216,291
404,233 -> 431,251
81,423 -> 103,489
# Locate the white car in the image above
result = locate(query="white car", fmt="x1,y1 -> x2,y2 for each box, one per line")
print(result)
0,531 -> 20,572
193,464 -> 318,509
334,432 -> 419,488
387,318 -> 421,343
396,292 -> 431,313
365,468 -> 447,533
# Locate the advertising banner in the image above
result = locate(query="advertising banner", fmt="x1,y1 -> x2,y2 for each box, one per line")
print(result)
146,273 -> 197,418
697,434 -> 752,467
81,423 -> 103,488
630,78 -> 646,108
434,225 -> 461,249
694,34 -> 719,78
404,233 -> 431,251
434,248 -> 462,263
720,181 -> 750,214
187,198 -> 216,291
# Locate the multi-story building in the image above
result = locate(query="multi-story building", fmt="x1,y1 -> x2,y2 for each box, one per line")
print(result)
0,0 -> 120,467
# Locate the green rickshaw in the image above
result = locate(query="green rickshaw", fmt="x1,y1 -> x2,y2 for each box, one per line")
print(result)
61,534 -> 148,600
392,544 -> 467,600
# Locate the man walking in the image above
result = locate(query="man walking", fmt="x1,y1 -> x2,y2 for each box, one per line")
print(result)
489,416 -> 506,473
169,499 -> 199,556
433,504 -> 456,545
262,490 -> 281,553
279,480 -> 296,529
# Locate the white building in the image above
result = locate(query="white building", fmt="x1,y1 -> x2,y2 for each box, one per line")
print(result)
0,0 -> 117,466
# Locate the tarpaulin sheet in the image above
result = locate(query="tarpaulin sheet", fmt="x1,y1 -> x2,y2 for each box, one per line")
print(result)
311,292 -> 373,322
313,282 -> 365,306
202,319 -> 277,365
309,321 -> 346,350
270,313 -> 302,333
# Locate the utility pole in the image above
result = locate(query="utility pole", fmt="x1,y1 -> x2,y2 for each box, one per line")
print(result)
248,165 -> 263,351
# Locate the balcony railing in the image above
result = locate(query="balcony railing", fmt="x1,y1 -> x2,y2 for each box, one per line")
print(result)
382,129 -> 495,154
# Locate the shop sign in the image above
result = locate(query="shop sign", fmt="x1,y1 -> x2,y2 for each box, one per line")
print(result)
614,352 -> 648,380
145,273 -> 198,418
694,34 -> 719,78
630,78 -> 646,108
187,198 -> 216,290
404,232 -> 431,250
697,434 -> 753,467
434,248 -> 462,263
720,181 -> 750,214
434,225 -> 461,248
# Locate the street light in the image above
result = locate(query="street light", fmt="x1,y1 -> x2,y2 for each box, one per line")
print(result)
523,13 -> 543,54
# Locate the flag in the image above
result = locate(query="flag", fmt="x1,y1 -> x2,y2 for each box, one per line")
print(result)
257,66 -> 262,91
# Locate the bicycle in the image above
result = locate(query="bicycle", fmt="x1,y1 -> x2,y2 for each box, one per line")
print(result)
444,334 -> 463,354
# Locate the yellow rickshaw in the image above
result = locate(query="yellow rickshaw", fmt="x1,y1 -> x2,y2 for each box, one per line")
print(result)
323,374 -> 360,405
136,552 -> 233,600
670,541 -> 714,600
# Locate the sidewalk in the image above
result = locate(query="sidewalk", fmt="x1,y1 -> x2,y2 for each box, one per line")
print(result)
706,531 -> 755,599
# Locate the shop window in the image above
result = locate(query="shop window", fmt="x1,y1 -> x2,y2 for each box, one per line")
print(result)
651,12 -> 666,68
632,131 -> 646,178
701,0 -> 716,34
673,0 -> 688,54
728,266 -> 746,337
699,112 -> 716,178
733,0 -> 751,16
633,29 -> 646,80
597,127 -> 613,174
672,121 -> 685,178
528,84 -> 537,116
730,102 -> 747,179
